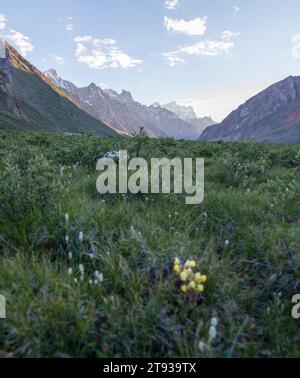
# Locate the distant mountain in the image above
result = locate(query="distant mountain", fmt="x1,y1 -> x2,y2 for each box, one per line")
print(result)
45,69 -> 202,140
200,76 -> 300,143
0,43 -> 117,136
161,101 -> 197,120
160,101 -> 216,135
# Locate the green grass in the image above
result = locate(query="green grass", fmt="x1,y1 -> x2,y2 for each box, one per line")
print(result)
0,130 -> 299,357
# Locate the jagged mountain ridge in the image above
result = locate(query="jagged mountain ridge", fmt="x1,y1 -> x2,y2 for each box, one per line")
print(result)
159,101 -> 216,135
45,69 -> 208,140
200,76 -> 300,143
0,43 -> 118,136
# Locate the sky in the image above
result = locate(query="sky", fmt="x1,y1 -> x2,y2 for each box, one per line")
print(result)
1,0 -> 300,121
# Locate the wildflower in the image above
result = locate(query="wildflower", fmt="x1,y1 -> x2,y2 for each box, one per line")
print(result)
74,278 -> 78,284
65,213 -> 69,224
173,264 -> 181,274
180,285 -> 188,293
89,279 -> 93,285
79,232 -> 84,242
174,257 -> 180,265
188,281 -> 196,290
68,252 -> 73,260
211,317 -> 218,327
196,284 -> 204,293
180,271 -> 188,282
209,325 -> 217,341
65,235 -> 69,244
68,268 -> 73,276
79,264 -> 84,274
195,273 -> 207,283
198,341 -> 207,353
95,271 -> 104,283
185,260 -> 196,268
94,280 -> 99,285
225,240 -> 230,247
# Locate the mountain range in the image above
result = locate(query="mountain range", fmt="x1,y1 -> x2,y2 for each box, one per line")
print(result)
0,43 -> 117,136
44,69 -> 215,140
1,40 -> 300,143
200,76 -> 300,143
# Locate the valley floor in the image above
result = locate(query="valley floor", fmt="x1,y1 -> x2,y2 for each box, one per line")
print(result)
0,130 -> 299,357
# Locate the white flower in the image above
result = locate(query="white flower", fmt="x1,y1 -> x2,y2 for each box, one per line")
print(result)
225,240 -> 229,246
65,213 -> 69,223
95,271 -> 104,283
68,252 -> 72,260
89,279 -> 93,285
65,235 -> 69,244
94,279 -> 99,285
68,268 -> 73,276
209,325 -> 217,340
79,232 -> 84,242
211,317 -> 218,327
79,264 -> 84,274
74,278 -> 78,284
198,341 -> 207,352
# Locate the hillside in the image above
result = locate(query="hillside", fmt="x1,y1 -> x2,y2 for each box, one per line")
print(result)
0,43 -> 118,136
200,76 -> 300,143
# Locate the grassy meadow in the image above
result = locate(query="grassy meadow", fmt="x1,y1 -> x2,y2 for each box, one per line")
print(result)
0,130 -> 299,357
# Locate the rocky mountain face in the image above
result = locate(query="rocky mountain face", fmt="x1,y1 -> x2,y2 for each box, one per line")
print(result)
45,69 -> 205,140
0,43 -> 117,136
200,76 -> 300,143
160,101 -> 216,135
161,101 -> 197,120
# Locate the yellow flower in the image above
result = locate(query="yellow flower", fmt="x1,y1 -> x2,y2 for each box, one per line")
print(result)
189,281 -> 196,289
180,271 -> 188,282
196,284 -> 204,293
174,257 -> 180,265
180,285 -> 188,293
195,273 -> 207,283
185,260 -> 196,268
185,268 -> 193,277
173,264 -> 181,274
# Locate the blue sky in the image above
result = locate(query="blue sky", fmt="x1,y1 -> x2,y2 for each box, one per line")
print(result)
1,0 -> 300,121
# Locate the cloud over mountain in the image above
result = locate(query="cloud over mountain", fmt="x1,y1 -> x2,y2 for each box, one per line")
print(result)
74,35 -> 142,70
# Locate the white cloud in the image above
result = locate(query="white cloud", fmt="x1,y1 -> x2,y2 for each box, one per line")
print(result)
162,39 -> 235,67
74,35 -> 142,69
162,51 -> 186,67
164,16 -> 207,36
0,14 -> 7,30
164,0 -> 180,10
222,30 -> 241,41
6,29 -> 34,56
66,24 -> 74,31
233,6 -> 240,14
180,40 -> 234,56
54,56 -> 65,64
